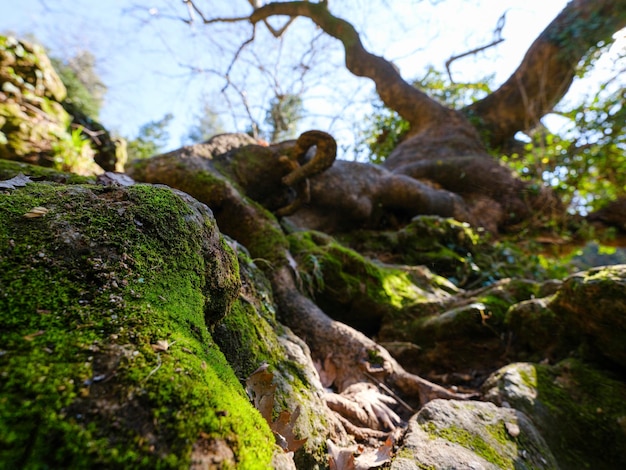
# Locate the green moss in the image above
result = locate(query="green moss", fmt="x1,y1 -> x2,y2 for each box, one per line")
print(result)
422,421 -> 513,469
287,230 -> 444,335
0,158 -> 95,184
0,182 -> 274,468
531,359 -> 626,469
0,36 -> 100,173
339,216 -> 572,288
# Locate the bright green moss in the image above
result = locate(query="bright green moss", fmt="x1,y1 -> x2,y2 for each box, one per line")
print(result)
0,182 -> 274,468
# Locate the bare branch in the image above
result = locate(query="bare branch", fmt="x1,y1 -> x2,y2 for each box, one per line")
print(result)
445,11 -> 507,83
222,28 -> 258,91
248,1 -> 448,132
445,38 -> 504,83
182,0 -> 251,25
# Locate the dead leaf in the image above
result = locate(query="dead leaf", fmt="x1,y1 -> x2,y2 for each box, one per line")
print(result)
97,171 -> 135,187
0,173 -> 32,190
272,406 -> 307,452
245,364 -> 307,452
245,363 -> 276,423
353,436 -> 393,469
314,352 -> 337,388
328,437 -> 394,470
23,206 -> 49,218
328,440 -> 356,470
151,339 -> 170,352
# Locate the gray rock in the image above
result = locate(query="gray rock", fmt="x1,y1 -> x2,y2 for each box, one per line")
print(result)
392,399 -> 557,470
483,360 -> 626,470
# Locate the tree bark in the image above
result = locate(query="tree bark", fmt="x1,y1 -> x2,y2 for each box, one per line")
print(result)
466,0 -> 626,150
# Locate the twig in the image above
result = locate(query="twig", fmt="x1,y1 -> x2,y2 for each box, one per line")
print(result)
143,353 -> 162,383
445,38 -> 505,83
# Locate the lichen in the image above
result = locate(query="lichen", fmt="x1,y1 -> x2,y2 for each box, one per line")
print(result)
423,421 -> 513,469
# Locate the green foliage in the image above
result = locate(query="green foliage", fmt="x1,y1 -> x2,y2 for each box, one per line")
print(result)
356,67 -> 493,162
264,94 -> 303,143
51,51 -> 105,120
127,113 -> 174,160
356,104 -> 410,164
51,126 -> 94,172
185,99 -> 225,144
501,84 -> 626,214
414,67 -> 493,109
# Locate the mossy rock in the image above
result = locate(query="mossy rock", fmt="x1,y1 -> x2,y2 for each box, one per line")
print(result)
549,265 -> 626,369
339,215 -> 560,288
0,180 -> 275,468
287,229 -> 456,336
483,360 -> 626,469
392,399 -> 557,470
0,36 -> 100,174
378,278 -> 545,380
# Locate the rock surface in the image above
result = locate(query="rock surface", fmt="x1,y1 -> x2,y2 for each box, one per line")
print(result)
483,360 -> 626,470
392,399 -> 557,470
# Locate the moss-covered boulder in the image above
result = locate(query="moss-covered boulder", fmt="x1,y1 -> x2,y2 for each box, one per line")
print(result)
483,360 -> 626,469
504,265 -> 626,369
0,36 -> 100,174
548,265 -> 626,369
338,216 -> 563,288
287,229 -> 457,336
391,399 -> 557,469
0,178 -> 278,468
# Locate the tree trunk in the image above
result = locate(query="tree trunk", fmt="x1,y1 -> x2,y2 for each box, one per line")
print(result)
466,0 -> 626,150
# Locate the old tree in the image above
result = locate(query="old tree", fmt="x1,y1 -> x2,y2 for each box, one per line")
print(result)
125,0 -> 626,463
3,0 -> 626,468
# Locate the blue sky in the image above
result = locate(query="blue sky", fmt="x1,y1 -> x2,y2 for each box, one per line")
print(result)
2,0 -> 570,154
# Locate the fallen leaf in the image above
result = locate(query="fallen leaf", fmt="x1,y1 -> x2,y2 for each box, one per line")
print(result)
272,406 -> 307,452
23,206 -> 49,218
328,439 -> 356,470
0,173 -> 32,190
353,436 -> 393,469
97,171 -> 135,187
314,352 -> 337,388
246,364 -> 307,452
245,363 -> 276,423
151,339 -> 170,352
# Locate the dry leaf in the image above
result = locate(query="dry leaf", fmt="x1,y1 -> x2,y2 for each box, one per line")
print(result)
246,364 -> 307,452
272,406 -> 307,452
328,437 -> 394,470
314,352 -> 337,388
245,363 -> 276,423
151,339 -> 170,352
24,206 -> 49,218
0,173 -> 32,190
328,439 -> 356,470
353,437 -> 393,469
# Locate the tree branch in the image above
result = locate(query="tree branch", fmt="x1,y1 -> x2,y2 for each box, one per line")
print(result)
249,1 -> 449,131
466,0 -> 626,150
